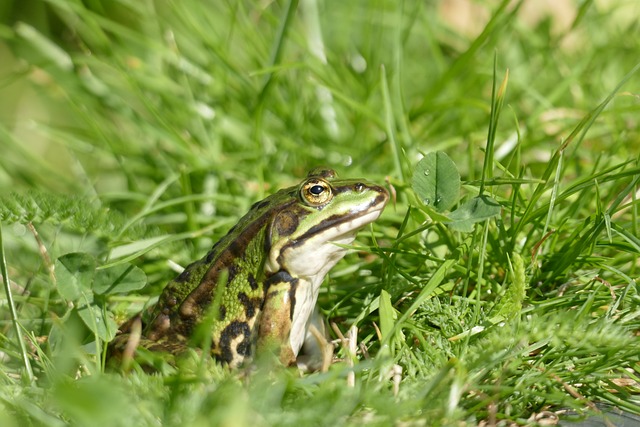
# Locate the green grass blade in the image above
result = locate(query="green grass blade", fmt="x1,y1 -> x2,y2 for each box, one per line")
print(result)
0,225 -> 35,384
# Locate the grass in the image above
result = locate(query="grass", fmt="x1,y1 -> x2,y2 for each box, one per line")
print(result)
1,0 -> 639,425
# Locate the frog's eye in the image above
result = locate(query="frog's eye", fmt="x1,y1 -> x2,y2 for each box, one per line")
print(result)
301,179 -> 333,206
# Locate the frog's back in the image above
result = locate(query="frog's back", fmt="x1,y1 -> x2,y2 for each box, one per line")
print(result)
142,186 -> 298,363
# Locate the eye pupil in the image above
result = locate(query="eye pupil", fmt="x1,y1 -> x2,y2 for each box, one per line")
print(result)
300,179 -> 332,206
310,185 -> 325,195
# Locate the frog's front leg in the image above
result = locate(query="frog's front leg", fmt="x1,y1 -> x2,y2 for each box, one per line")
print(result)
256,271 -> 297,365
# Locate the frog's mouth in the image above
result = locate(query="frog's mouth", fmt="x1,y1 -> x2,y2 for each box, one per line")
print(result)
287,203 -> 388,269
299,192 -> 389,244
318,205 -> 385,244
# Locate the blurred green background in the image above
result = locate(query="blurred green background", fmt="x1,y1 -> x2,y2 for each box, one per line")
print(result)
2,0 -> 638,198
1,1 -> 639,425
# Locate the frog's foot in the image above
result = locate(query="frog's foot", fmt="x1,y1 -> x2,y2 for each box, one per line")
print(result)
296,314 -> 334,372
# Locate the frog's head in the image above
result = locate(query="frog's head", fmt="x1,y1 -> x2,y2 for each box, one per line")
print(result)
265,169 -> 389,281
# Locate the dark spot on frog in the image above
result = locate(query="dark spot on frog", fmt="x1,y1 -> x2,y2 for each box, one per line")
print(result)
172,313 -> 198,339
205,238 -> 228,263
166,295 -> 178,307
236,335 -> 251,357
226,264 -> 238,284
287,280 -> 298,320
194,294 -> 212,315
238,292 -> 262,319
248,273 -> 258,290
217,320 -> 251,363
175,267 -> 192,283
374,191 -> 388,207
265,269 -> 297,290
274,210 -> 299,236
218,304 -> 227,320
227,239 -> 245,260
252,199 -> 271,211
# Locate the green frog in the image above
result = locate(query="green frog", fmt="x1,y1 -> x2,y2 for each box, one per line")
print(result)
111,168 -> 388,368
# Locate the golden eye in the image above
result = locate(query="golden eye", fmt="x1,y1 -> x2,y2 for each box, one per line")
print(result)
301,179 -> 333,206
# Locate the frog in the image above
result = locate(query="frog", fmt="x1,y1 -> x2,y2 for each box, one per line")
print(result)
110,168 -> 389,368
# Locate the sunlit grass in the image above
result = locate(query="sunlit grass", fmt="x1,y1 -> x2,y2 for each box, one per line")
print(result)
1,0 -> 639,425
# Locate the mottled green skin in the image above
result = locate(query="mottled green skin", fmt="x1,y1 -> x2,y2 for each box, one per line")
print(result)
144,186 -> 296,365
113,169 -> 389,368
